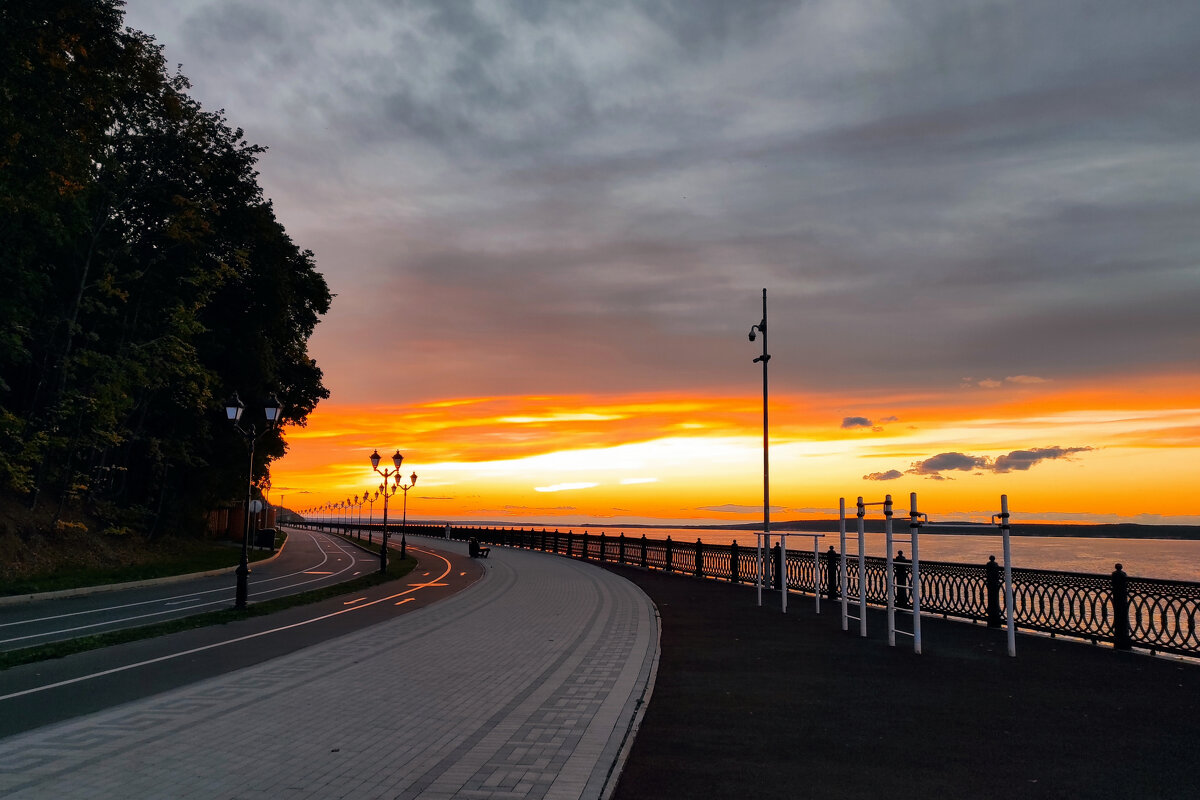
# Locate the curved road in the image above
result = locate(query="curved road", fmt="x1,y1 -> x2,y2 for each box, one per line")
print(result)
0,537 -> 659,799
0,527 -> 381,652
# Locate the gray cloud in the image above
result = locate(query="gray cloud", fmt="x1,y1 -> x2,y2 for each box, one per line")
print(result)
841,417 -> 873,429
905,446 -> 1093,478
863,470 -> 904,481
120,0 -> 1200,402
993,447 -> 1093,473
910,452 -> 991,475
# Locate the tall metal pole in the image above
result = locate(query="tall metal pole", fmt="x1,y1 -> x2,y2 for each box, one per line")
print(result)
401,487 -> 409,559
235,433 -> 255,610
760,288 -> 769,560
749,289 -> 770,607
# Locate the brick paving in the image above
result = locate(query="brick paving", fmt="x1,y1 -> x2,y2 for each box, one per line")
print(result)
0,540 -> 658,800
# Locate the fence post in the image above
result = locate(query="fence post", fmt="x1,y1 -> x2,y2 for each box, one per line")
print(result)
1112,564 -> 1132,651
772,543 -> 782,590
641,535 -> 648,568
583,531 -> 590,560
665,537 -> 673,572
599,532 -> 607,562
567,530 -> 575,558
731,541 -> 740,583
619,533 -> 626,564
695,539 -> 704,578
825,546 -> 839,600
986,556 -> 1002,627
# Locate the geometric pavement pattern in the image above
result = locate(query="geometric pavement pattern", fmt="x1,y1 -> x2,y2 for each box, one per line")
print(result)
0,540 -> 659,799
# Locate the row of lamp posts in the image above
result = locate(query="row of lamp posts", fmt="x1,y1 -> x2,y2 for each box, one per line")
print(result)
370,449 -> 417,573
223,393 -> 421,606
299,453 -> 417,573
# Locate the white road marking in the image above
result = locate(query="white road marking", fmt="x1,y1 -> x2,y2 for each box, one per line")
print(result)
0,547 -> 453,702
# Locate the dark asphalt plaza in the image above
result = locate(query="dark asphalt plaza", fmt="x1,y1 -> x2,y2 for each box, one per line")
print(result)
605,564 -> 1200,800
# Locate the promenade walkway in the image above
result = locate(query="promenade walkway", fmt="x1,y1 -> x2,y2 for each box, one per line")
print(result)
605,564 -> 1200,800
0,541 -> 658,799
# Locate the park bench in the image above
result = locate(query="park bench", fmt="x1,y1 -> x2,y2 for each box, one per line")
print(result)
469,538 -> 490,558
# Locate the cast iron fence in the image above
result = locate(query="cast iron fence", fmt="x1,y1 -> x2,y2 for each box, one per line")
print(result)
298,520 -> 1200,658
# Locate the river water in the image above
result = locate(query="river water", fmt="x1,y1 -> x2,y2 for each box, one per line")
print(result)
479,524 -> 1200,583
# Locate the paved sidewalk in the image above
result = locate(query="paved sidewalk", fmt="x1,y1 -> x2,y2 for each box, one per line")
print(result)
0,540 -> 659,800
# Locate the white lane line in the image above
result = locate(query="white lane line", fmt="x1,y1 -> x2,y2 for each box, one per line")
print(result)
0,547 -> 453,703
0,528 -> 337,631
1,599 -> 232,645
163,598 -> 204,606
342,597 -> 367,605
2,531 -> 372,646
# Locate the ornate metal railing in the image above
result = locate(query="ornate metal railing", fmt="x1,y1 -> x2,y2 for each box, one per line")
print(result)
296,520 -> 1200,658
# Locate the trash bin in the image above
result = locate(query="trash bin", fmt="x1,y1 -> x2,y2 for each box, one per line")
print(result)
255,527 -> 277,550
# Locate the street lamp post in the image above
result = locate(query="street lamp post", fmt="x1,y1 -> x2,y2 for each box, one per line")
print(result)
367,490 -> 378,543
397,471 -> 418,559
225,391 -> 283,611
370,449 -> 404,574
748,289 -> 771,608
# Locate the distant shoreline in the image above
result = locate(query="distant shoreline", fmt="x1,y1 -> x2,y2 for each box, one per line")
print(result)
445,519 -> 1200,541
709,521 -> 1200,540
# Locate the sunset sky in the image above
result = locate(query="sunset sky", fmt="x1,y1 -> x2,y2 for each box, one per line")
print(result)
123,1 -> 1200,526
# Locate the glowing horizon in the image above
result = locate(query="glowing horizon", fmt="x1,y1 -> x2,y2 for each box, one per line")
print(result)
269,371 -> 1200,527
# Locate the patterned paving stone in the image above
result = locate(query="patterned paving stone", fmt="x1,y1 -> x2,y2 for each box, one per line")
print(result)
0,541 -> 657,799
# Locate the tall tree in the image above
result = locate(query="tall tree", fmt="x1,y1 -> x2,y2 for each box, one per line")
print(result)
0,0 -> 331,535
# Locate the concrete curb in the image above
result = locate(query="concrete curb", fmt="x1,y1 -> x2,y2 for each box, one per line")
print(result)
0,537 -> 288,608
599,600 -> 661,800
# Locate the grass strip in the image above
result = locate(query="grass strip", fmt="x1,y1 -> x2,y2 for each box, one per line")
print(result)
2,533 -> 287,597
0,549 -> 415,671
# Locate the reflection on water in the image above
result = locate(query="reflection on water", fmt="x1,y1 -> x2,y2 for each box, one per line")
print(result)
537,526 -> 1200,583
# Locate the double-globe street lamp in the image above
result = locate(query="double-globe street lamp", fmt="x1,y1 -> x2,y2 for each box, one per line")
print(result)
226,391 -> 283,611
369,449 -> 404,574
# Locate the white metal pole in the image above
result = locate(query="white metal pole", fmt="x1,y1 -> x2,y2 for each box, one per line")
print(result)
857,497 -> 867,637
780,531 -> 787,613
1001,494 -> 1016,657
839,498 -> 848,631
885,494 -> 895,647
910,492 -> 922,655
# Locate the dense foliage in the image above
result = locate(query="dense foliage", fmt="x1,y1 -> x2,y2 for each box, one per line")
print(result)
0,1 -> 331,536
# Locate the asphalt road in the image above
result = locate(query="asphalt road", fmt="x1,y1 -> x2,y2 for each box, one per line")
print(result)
0,538 -> 483,738
0,527 -> 380,653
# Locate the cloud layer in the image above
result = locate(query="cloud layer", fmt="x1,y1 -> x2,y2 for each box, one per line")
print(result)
892,446 -> 1094,480
120,0 -> 1200,406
